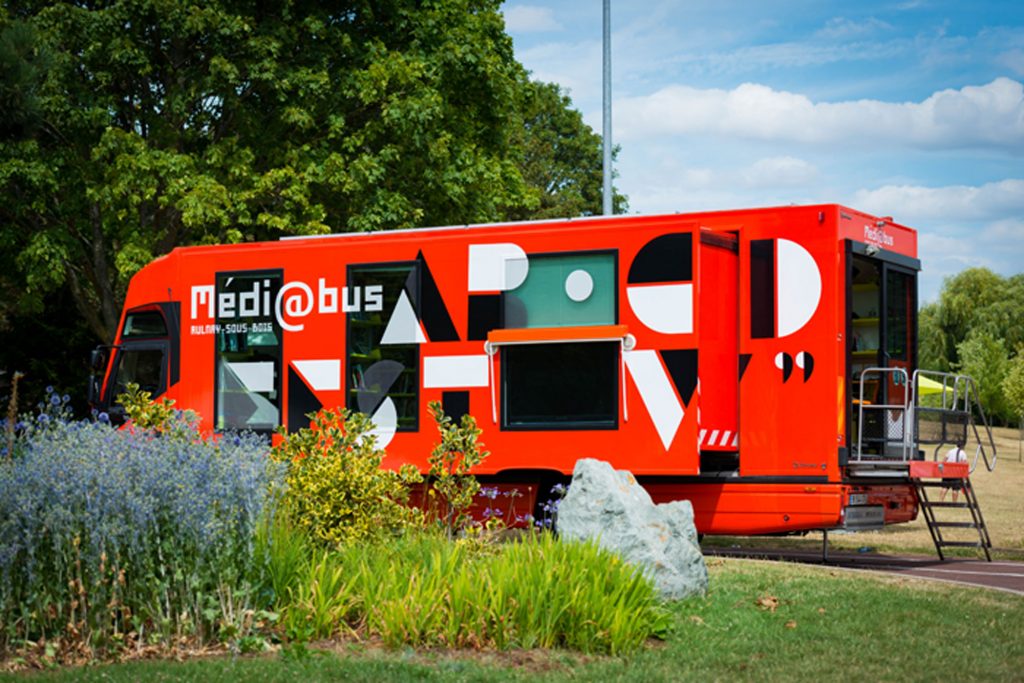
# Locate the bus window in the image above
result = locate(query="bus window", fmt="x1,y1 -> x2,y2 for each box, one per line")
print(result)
122,311 -> 168,338
346,262 -> 419,431
502,341 -> 618,429
215,271 -> 282,432
111,346 -> 166,397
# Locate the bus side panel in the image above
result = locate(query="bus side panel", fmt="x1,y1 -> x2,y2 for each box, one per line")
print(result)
738,209 -> 842,479
168,218 -> 706,477
644,482 -> 844,534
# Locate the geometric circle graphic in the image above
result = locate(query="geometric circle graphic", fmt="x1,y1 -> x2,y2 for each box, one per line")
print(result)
564,269 -> 594,302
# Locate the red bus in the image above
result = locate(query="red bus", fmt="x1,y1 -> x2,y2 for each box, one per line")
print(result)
91,203 -> 929,535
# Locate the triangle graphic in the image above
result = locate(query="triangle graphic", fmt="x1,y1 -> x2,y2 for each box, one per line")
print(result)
287,366 -> 323,433
381,290 -> 427,345
739,354 -> 752,381
660,349 -> 699,407
417,251 -> 459,342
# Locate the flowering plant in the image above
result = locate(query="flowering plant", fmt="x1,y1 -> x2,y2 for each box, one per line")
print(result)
0,408 -> 282,659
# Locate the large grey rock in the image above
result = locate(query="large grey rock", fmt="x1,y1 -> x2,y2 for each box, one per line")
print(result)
555,458 -> 708,600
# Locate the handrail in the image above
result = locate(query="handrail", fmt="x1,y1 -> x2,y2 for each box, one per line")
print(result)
910,370 -> 997,474
855,367 -> 911,462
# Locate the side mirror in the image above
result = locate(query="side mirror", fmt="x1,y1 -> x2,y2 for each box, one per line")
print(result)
87,375 -> 99,405
90,348 -> 107,372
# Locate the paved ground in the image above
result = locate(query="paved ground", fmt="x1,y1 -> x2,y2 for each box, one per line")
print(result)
705,546 -> 1024,596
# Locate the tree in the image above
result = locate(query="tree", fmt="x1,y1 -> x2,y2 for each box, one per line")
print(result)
936,268 -> 1006,368
919,267 -> 1024,425
1004,351 -> 1024,426
917,301 -> 947,372
510,80 -> 627,220
956,332 -> 1011,425
2,1 -> 623,349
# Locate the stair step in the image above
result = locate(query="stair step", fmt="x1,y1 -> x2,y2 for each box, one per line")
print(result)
936,541 -> 986,548
931,522 -> 979,529
915,480 -> 969,487
920,501 -> 971,508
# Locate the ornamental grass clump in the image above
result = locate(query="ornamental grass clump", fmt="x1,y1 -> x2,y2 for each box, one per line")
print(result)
270,529 -> 670,655
0,409 -> 283,660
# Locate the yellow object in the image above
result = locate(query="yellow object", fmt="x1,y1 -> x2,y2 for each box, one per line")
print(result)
918,375 -> 952,396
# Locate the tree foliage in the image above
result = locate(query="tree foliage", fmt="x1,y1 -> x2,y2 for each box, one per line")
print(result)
955,332 -> 1011,424
1004,354 -> 1024,423
510,80 -> 627,220
920,267 -> 1024,425
0,0 -> 624,357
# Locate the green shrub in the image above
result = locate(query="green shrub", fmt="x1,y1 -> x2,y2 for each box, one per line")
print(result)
271,408 -> 423,547
117,382 -> 199,440
426,401 -> 490,538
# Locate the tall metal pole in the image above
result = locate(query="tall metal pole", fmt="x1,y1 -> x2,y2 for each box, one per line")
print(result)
602,0 -> 612,216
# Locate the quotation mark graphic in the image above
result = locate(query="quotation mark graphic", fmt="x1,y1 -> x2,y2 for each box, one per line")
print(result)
774,351 -> 814,382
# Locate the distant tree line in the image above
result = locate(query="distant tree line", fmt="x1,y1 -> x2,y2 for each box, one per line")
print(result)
0,1 -> 625,409
919,268 -> 1024,426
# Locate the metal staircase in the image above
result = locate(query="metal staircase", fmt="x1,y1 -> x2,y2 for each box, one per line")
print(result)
912,473 -> 992,561
851,369 -> 998,560
910,371 -> 998,562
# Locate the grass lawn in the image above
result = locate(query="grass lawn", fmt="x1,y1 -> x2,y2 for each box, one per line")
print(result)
706,426 -> 1024,560
6,558 -> 1022,682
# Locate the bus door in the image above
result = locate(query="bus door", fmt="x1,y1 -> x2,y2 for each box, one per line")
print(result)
848,252 -> 917,457
95,304 -> 180,421
697,231 -> 740,474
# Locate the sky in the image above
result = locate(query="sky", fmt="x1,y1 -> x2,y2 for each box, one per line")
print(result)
501,0 -> 1024,303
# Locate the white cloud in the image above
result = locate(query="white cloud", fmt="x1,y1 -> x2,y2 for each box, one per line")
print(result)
852,179 -> 1024,222
817,17 -> 894,39
615,78 -> 1024,152
503,5 -> 562,33
997,48 -> 1024,77
981,218 -> 1024,242
741,156 -> 819,188
847,180 -> 1024,301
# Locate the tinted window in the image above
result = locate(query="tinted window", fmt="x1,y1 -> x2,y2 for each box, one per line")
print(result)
347,263 -> 419,431
122,311 -> 167,338
215,271 -> 282,432
113,348 -> 165,397
886,270 -> 912,361
502,342 -> 618,428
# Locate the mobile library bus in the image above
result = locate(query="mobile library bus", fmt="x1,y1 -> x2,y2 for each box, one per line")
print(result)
90,203 -> 995,540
